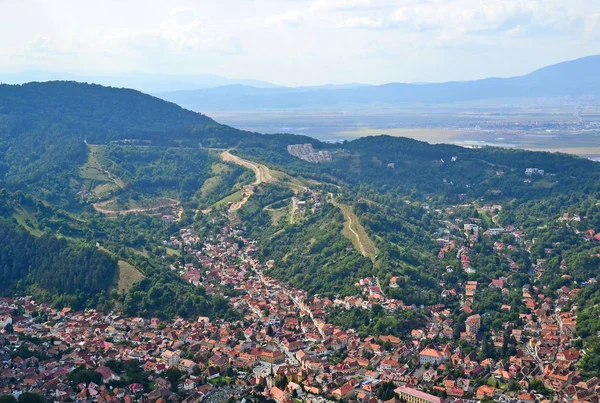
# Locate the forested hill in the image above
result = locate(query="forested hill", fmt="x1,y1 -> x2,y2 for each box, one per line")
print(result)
2,81 -> 600,206
0,81 -> 216,138
0,82 -> 237,201
1,80 -> 600,323
239,134 -> 600,204
0,219 -> 117,310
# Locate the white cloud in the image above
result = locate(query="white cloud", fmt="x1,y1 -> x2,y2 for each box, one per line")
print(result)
129,12 -> 210,52
309,0 -> 375,12
337,16 -> 385,29
265,10 -> 303,27
338,0 -> 575,34
0,0 -> 598,86
26,36 -> 77,56
584,12 -> 600,39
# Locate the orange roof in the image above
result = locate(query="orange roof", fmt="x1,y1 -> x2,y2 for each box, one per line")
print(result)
420,348 -> 443,357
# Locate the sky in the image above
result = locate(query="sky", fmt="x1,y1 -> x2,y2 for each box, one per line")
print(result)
1,0 -> 599,87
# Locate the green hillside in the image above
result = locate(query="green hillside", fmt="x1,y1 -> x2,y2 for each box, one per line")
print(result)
2,82 -> 600,357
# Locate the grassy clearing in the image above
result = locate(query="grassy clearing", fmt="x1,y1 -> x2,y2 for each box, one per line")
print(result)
332,199 -> 378,262
113,260 -> 145,293
212,189 -> 245,208
200,176 -> 223,197
271,170 -> 306,193
80,145 -> 125,197
99,245 -> 144,293
93,196 -> 179,215
13,208 -> 43,237
211,163 -> 232,175
92,182 -> 117,196
270,208 -> 287,226
165,247 -> 180,257
80,147 -> 110,181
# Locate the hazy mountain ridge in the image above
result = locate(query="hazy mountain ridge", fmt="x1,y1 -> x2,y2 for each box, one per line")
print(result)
158,55 -> 600,110
0,71 -> 279,93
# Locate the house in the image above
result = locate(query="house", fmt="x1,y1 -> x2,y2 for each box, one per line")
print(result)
518,392 -> 536,403
394,386 -> 444,403
161,350 -> 180,367
422,368 -> 438,382
95,366 -> 120,383
178,359 -> 197,374
556,349 -> 579,362
0,315 -> 12,328
420,348 -> 447,365
332,382 -> 355,400
270,386 -> 288,403
380,358 -> 400,371
476,385 -> 495,400
465,314 -> 481,334
260,350 -> 285,364
206,366 -> 220,380
183,378 -> 196,391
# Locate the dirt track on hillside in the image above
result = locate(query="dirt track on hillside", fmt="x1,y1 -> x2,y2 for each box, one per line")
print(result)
221,151 -> 274,185
93,198 -> 180,215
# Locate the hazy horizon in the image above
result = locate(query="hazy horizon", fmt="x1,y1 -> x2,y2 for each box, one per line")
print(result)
1,0 -> 600,87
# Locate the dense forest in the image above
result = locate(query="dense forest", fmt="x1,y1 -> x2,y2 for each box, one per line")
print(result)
0,82 -> 244,204
238,134 -> 600,204
5,81 -> 598,207
0,218 -> 117,309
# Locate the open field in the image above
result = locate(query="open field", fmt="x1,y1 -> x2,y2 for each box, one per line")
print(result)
80,145 -> 126,197
13,208 -> 43,237
165,248 -> 180,257
80,145 -> 110,181
269,207 -> 287,226
518,146 -> 600,157
331,199 -> 378,262
93,197 -> 180,215
212,189 -> 245,208
211,163 -> 232,175
200,176 -> 223,197
113,260 -> 145,293
206,108 -> 600,159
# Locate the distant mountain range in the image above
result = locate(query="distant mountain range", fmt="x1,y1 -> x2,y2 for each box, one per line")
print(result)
2,55 -> 599,110
157,55 -> 600,110
0,71 -> 279,93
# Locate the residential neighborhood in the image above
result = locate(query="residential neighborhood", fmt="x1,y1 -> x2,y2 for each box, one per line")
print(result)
2,207 -> 599,403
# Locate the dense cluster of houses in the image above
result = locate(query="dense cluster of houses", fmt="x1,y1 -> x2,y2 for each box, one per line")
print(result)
1,217 -> 599,403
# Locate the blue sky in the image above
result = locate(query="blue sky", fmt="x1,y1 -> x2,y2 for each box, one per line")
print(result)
0,0 -> 599,86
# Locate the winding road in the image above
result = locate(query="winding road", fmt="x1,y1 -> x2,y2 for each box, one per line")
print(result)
221,150 -> 274,185
220,150 -> 276,212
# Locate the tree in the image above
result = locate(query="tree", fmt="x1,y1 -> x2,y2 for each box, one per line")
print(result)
276,375 -> 288,390
68,367 -> 102,386
165,368 -> 183,391
17,394 -> 46,403
376,381 -> 398,401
